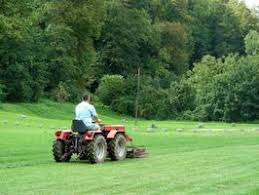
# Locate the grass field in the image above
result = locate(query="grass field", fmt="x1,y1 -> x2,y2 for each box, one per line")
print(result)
0,100 -> 259,195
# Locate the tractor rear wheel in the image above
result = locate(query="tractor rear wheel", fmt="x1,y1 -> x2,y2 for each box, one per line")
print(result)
53,140 -> 72,162
109,133 -> 127,161
87,134 -> 107,164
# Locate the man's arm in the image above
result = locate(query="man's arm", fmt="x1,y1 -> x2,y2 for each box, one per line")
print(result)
90,105 -> 101,123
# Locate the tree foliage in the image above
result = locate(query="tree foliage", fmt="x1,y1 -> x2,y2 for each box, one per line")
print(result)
191,54 -> 259,121
0,0 -> 258,121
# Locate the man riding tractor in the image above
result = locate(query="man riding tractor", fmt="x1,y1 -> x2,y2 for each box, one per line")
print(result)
75,94 -> 101,131
52,94 -> 147,164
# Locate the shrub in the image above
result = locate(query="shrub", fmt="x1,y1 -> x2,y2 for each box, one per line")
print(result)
53,82 -> 70,102
167,76 -> 195,118
97,75 -> 125,106
191,54 -> 259,122
52,81 -> 84,103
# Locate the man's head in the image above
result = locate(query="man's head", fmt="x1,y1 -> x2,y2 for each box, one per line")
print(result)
82,94 -> 90,102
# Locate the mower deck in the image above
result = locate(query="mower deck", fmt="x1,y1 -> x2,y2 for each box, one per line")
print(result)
126,146 -> 148,158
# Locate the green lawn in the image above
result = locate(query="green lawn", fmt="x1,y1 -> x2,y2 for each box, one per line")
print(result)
0,101 -> 259,195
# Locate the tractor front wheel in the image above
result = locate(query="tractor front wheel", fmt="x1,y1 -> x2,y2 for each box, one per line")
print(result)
53,140 -> 72,162
87,134 -> 107,164
109,133 -> 127,161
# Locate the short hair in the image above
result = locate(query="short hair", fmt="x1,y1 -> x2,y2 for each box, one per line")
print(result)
82,94 -> 90,101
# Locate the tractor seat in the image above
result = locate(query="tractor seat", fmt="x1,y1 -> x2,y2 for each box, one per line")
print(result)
71,120 -> 89,133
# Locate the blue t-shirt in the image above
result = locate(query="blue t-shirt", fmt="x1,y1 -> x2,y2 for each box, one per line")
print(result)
75,101 -> 97,124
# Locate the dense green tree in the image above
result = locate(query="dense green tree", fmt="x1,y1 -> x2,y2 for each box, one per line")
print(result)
167,75 -> 195,118
223,56 -> 259,121
41,0 -> 104,94
245,30 -> 259,55
191,53 -> 259,121
0,0 -> 258,121
189,0 -> 258,62
159,21 -> 189,74
0,12 -> 47,101
190,55 -> 225,121
97,0 -> 159,76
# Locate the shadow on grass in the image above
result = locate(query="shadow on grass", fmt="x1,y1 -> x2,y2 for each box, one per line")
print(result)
67,157 -> 145,165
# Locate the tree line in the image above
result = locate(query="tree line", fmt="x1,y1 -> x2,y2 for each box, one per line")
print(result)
0,0 -> 258,121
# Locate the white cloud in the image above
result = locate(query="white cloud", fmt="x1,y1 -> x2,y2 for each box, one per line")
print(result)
245,0 -> 259,8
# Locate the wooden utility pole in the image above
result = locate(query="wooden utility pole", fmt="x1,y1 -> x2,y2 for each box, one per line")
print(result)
135,67 -> 141,126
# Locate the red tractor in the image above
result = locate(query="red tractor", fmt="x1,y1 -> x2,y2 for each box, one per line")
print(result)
53,120 -> 146,163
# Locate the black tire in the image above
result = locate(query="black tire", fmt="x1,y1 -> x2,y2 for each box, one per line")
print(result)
78,146 -> 88,160
109,133 -> 127,161
52,140 -> 72,162
87,134 -> 107,164
78,138 -> 88,160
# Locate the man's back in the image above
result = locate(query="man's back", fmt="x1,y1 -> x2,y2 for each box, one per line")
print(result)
75,101 -> 97,124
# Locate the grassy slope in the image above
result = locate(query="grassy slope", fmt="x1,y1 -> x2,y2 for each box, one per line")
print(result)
0,100 -> 259,195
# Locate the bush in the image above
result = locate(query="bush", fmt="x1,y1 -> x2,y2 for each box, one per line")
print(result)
139,83 -> 167,119
111,96 -> 135,115
190,54 -> 259,122
167,76 -> 195,118
53,82 -> 70,102
96,74 -> 195,120
97,74 -> 126,106
52,81 -> 83,103
222,56 -> 259,121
